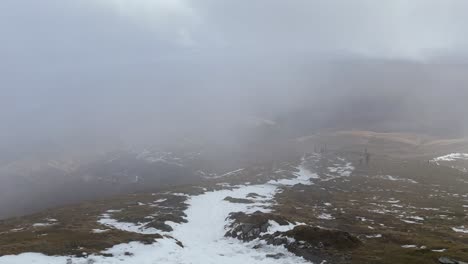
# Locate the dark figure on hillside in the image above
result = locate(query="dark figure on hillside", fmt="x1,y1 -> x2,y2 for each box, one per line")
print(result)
365,152 -> 371,165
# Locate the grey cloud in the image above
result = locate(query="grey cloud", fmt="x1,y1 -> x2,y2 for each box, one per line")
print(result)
1,0 -> 468,159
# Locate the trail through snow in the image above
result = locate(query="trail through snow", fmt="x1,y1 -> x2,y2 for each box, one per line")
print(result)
0,163 -> 318,264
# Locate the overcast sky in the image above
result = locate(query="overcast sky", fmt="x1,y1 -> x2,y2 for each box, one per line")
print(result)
1,0 -> 468,156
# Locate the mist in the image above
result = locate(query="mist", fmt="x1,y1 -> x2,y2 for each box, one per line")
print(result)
1,0 -> 468,218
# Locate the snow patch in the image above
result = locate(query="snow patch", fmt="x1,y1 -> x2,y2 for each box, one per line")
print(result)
97,214 -> 168,235
452,226 -> 468,233
317,213 -> 334,220
401,245 -> 417,248
92,229 -> 110,234
433,153 -> 468,162
365,234 -> 382,238
327,162 -> 354,177
378,175 -> 418,184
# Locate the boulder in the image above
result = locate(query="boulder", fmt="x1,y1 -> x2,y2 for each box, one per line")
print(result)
225,211 -> 290,241
266,253 -> 285,259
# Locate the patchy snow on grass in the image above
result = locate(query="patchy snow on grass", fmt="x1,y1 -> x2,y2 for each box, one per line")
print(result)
97,214 -> 166,235
0,162 -> 316,264
317,213 -> 334,220
365,234 -> 382,238
268,165 -> 317,186
32,218 -> 58,227
219,168 -> 245,178
378,175 -> 418,184
327,162 -> 354,177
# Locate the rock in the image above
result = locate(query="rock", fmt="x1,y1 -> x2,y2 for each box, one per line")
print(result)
144,221 -> 173,232
176,240 -> 184,248
266,253 -> 285,259
284,225 -> 361,250
246,193 -> 266,198
252,244 -> 263,249
223,196 -> 254,204
225,211 -> 290,241
266,236 -> 289,246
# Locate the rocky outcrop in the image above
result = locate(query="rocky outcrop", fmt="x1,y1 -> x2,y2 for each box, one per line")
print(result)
225,211 -> 361,264
225,211 -> 290,241
143,212 -> 188,232
284,225 -> 361,250
223,196 -> 255,204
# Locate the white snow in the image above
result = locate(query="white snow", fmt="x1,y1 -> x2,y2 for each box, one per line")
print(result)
106,209 -> 122,213
317,213 -> 334,220
433,153 -> 468,162
0,163 -> 316,264
92,229 -> 110,234
420,207 -> 440,211
431,249 -> 447,252
401,245 -> 417,248
401,219 -> 420,224
268,165 -> 317,186
365,234 -> 382,238
98,214 -> 164,235
327,162 -> 354,177
218,168 -> 245,178
378,175 -> 418,184
171,193 -> 189,197
407,216 -> 424,221
32,223 -> 54,227
262,220 -> 302,235
452,226 -> 468,233
32,218 -> 58,227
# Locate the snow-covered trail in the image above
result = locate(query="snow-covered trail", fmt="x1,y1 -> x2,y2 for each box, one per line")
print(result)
0,165 -> 316,264
162,184 -> 308,264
